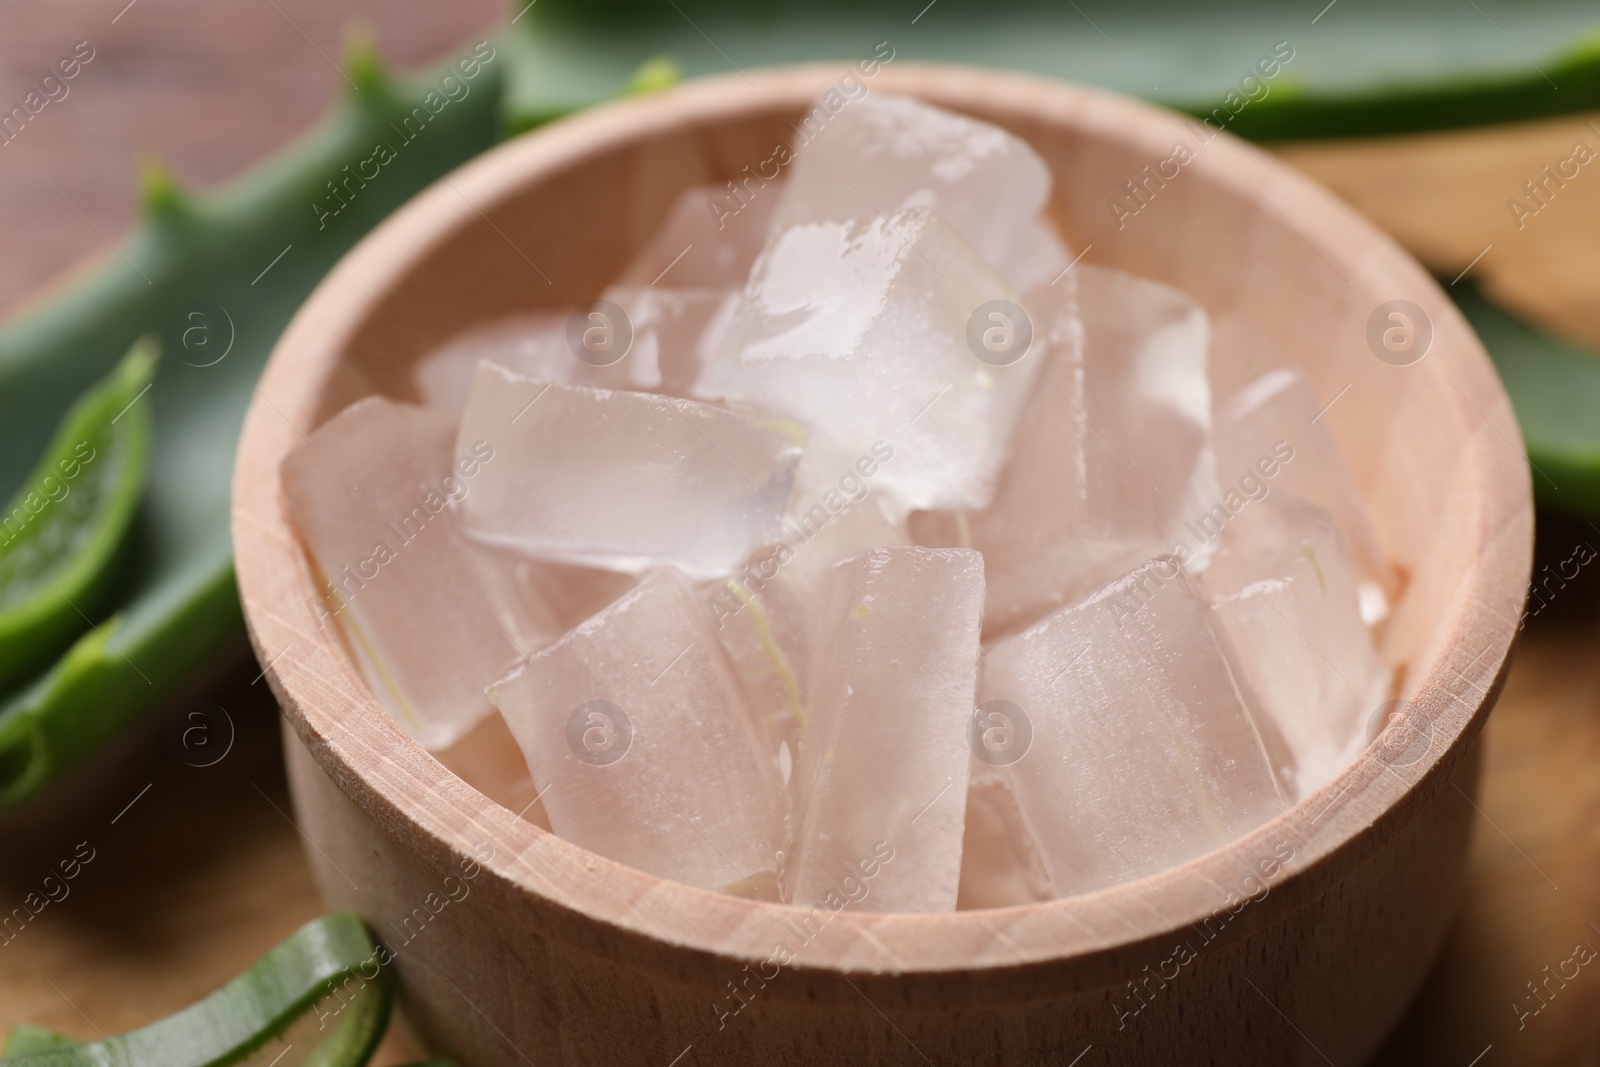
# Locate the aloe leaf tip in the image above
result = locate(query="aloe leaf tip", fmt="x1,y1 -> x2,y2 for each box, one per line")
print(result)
341,25 -> 392,100
625,55 -> 682,96
137,157 -> 188,221
119,336 -> 161,387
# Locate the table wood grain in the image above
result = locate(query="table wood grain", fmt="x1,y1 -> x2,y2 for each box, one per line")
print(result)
1281,115 -> 1600,350
1,5 -> 1598,1064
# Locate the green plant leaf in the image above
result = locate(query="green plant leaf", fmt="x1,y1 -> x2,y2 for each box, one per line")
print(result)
0,914 -> 389,1067
0,340 -> 155,691
0,1028 -> 78,1057
0,41 -> 504,806
623,55 -> 683,96
501,0 -> 1600,139
1451,286 -> 1600,520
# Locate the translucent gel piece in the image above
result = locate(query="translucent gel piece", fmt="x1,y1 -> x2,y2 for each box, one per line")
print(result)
282,397 -> 576,749
956,773 -> 1053,910
413,285 -> 740,414
1208,311 -> 1288,407
713,208 -> 1040,512
775,486 -> 911,604
705,564 -> 812,752
597,285 -> 740,399
772,93 -> 1051,265
995,216 -> 1073,294
457,363 -> 802,577
1214,365 -> 1398,621
1201,497 -> 1393,798
431,710 -> 552,830
413,311 -> 570,414
712,488 -> 912,747
979,557 -> 1285,898
786,547 -> 984,913
617,181 -> 785,289
489,568 -> 785,893
913,264 -> 1219,636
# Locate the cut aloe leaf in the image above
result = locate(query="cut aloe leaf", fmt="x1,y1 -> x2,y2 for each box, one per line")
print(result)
1452,286 -> 1600,520
0,556 -> 242,805
1215,28 -> 1600,139
0,341 -> 155,692
0,914 -> 390,1067
502,0 -> 1600,138
0,41 -> 504,806
0,1029 -> 77,1057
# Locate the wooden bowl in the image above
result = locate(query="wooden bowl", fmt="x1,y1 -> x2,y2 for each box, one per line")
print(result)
233,65 -> 1532,1065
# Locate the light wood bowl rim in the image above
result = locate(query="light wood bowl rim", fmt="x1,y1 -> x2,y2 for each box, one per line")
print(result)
233,62 -> 1532,980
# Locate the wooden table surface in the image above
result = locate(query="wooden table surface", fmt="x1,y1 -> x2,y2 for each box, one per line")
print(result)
2,4 -> 1600,1065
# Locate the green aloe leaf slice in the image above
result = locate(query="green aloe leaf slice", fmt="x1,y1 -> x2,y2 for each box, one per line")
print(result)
0,1029 -> 78,1057
0,914 -> 390,1067
0,341 -> 155,692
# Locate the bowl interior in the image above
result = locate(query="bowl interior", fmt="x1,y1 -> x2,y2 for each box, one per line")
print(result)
237,64 -> 1530,974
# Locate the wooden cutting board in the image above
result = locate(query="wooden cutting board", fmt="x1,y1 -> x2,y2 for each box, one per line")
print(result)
2,4 -> 1599,1064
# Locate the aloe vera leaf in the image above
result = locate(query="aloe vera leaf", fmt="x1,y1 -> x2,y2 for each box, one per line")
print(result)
1451,286 -> 1600,519
2,1011 -> 397,1067
0,341 -> 154,691
0,1029 -> 77,1057
0,914 -> 390,1067
1202,30 -> 1600,140
0,554 -> 242,805
0,43 -> 504,806
500,0 -> 1600,138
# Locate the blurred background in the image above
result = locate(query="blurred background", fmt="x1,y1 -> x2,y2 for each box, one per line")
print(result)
2,1 -> 1600,1064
